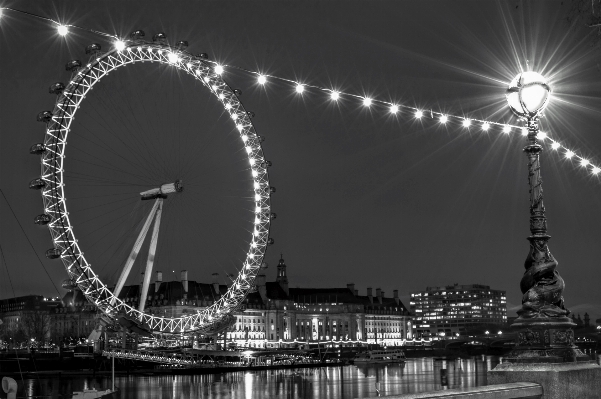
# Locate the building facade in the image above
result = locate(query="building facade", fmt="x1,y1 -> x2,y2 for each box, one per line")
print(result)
117,256 -> 413,348
49,282 -> 99,345
226,257 -> 413,348
410,283 -> 507,339
0,295 -> 60,345
2,257 -> 413,349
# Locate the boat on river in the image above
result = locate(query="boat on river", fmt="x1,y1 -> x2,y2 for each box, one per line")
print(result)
353,349 -> 406,364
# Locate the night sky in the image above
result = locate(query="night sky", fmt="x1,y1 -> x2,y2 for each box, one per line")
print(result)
1,1 -> 600,322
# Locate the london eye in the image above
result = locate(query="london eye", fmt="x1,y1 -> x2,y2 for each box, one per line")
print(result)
29,31 -> 274,336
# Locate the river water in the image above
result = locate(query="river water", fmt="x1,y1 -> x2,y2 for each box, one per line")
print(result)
12,356 -> 502,398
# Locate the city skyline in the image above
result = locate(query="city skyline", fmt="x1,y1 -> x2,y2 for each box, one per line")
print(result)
1,1 -> 600,324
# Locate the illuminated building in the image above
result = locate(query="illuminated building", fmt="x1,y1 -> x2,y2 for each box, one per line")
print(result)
114,256 -> 412,348
227,256 -> 412,348
409,284 -> 507,339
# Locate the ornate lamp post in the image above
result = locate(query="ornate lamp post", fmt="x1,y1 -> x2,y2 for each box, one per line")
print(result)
504,71 -> 588,363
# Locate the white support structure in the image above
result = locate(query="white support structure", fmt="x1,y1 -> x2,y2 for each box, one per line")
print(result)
112,199 -> 160,300
139,199 -> 163,313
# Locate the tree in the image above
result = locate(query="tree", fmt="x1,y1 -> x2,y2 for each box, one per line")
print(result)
19,311 -> 52,345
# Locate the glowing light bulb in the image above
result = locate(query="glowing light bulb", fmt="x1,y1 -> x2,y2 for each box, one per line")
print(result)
363,98 -> 372,107
255,207 -> 262,213
482,122 -> 490,131
551,141 -> 560,150
295,84 -> 304,94
258,75 -> 267,85
225,103 -> 232,109
54,25 -> 71,37
242,135 -> 248,142
592,167 -> 600,175
168,52 -> 179,63
439,115 -> 448,124
203,76 -> 210,83
114,40 -> 126,51
245,146 -> 252,154
521,128 -> 528,136
252,170 -> 258,177
236,124 -> 243,131
565,150 -> 574,159
415,110 -> 423,119
503,125 -> 511,134
249,158 -> 256,165
536,131 -> 547,140
581,159 -> 590,167
215,64 -> 224,75
330,91 -> 340,101
462,119 -> 471,128
390,105 -> 399,114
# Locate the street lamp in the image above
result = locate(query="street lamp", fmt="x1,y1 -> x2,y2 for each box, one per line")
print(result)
504,71 -> 588,363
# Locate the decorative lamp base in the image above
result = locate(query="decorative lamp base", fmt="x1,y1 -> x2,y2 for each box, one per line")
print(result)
503,317 -> 590,363
488,317 -> 601,399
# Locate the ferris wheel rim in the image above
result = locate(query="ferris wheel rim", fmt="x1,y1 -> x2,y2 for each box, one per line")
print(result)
37,39 -> 272,335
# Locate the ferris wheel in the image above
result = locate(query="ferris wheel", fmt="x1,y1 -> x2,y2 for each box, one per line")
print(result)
29,31 -> 275,335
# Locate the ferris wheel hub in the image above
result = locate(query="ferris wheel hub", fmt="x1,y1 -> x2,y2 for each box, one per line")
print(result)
140,179 -> 183,200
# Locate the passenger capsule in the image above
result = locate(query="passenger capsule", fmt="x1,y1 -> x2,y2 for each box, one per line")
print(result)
233,89 -> 242,96
267,238 -> 275,246
130,30 -> 145,40
256,135 -> 265,143
34,214 -> 52,225
260,161 -> 272,168
65,60 -> 82,72
269,186 -> 276,194
261,262 -> 269,269
198,53 -> 209,59
247,111 -> 255,118
176,40 -> 188,50
270,212 -> 277,220
152,32 -> 167,43
29,178 -> 46,190
49,82 -> 65,95
45,248 -> 62,259
37,111 -> 53,123
85,43 -> 102,54
30,143 -> 47,155
61,278 -> 77,289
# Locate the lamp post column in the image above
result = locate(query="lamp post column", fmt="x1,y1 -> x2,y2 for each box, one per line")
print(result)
505,117 -> 589,363
490,72 -> 601,397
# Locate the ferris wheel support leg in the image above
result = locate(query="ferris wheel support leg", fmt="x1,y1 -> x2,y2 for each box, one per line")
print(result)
111,199 -> 160,305
139,199 -> 163,314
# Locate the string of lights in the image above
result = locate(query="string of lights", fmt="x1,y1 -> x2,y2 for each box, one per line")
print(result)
1,7 -> 599,178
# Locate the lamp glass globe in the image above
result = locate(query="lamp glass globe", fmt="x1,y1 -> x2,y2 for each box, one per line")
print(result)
506,71 -> 550,118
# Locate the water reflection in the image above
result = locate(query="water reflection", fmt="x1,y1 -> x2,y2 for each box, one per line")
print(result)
15,356 -> 501,398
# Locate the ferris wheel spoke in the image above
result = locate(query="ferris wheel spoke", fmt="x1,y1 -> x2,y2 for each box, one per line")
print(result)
73,107 -> 163,180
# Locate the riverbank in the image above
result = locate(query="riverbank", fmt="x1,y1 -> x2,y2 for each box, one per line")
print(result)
0,358 -> 345,378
